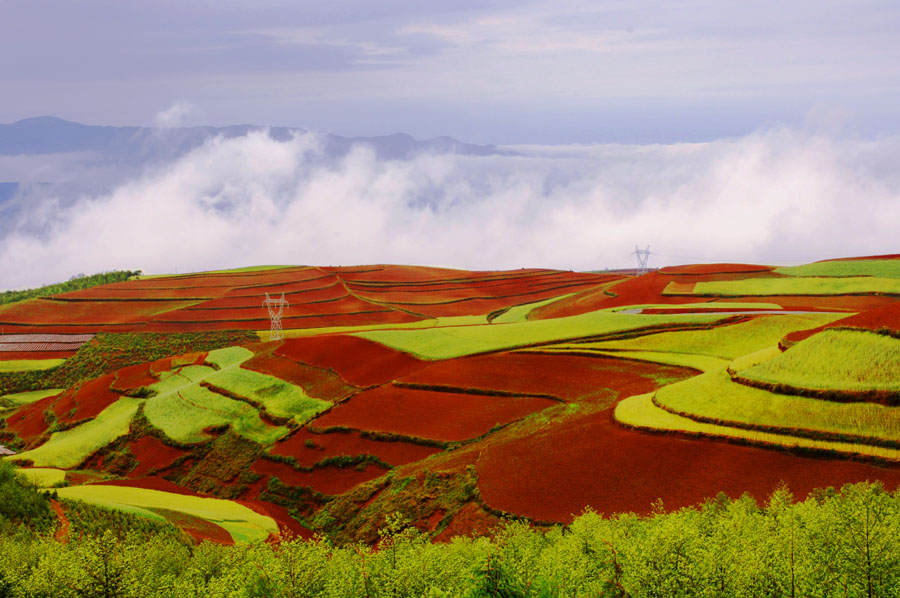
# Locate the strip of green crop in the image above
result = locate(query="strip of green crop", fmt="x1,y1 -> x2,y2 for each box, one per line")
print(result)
357,311 -> 733,360
607,302 -> 784,312
615,392 -> 900,461
10,397 -> 142,468
674,277 -> 900,297
0,359 -> 66,373
16,467 -> 66,487
775,259 -> 900,279
653,368 -> 900,447
0,388 -> 64,406
739,329 -> 900,392
575,313 -> 842,360
56,484 -> 278,543
492,294 -> 578,324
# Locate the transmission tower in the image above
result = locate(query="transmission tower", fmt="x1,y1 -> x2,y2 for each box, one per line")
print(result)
632,245 -> 651,276
262,292 -> 289,341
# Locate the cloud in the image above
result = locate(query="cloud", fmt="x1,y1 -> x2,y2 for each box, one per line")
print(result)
153,102 -> 202,128
1,127 -> 899,290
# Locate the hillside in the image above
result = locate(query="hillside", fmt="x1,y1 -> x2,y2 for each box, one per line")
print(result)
2,257 -> 900,546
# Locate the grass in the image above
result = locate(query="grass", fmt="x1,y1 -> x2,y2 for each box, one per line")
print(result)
0,359 -> 66,373
653,368 -> 900,447
357,310 -> 733,360
615,391 -> 900,461
10,397 -> 142,468
739,329 -> 900,392
144,370 -> 288,445
207,367 -> 330,422
607,302 -> 784,312
55,484 -> 278,542
775,259 -> 900,279
674,277 -> 900,297
0,388 -> 64,406
16,467 -> 66,487
576,313 -> 841,359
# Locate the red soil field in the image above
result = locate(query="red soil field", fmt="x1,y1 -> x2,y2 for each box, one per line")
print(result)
276,335 -> 429,387
5,394 -> 57,444
0,298 -> 195,325
128,436 -> 189,477
177,515 -> 235,545
477,407 -> 900,523
194,282 -> 348,309
250,458 -> 390,495
93,476 -> 202,496
271,428 -> 443,467
54,286 -> 231,300
659,263 -> 775,275
0,350 -> 78,360
434,502 -> 501,542
241,352 -> 357,402
221,274 -> 340,298
818,254 -> 900,262
783,301 -> 900,344
718,295 -> 897,312
51,373 -> 120,422
143,309 -> 424,332
398,353 -> 691,402
163,295 -> 386,322
50,499 -> 70,543
0,324 -> 144,334
312,385 -> 558,442
111,363 -> 159,391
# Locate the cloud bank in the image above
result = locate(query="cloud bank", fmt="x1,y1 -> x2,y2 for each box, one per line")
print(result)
2,128 -> 899,290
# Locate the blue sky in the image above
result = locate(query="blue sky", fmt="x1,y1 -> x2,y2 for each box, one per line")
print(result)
4,0 -> 900,143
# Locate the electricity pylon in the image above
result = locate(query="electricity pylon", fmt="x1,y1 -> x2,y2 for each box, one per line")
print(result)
262,292 -> 289,341
632,245 -> 651,276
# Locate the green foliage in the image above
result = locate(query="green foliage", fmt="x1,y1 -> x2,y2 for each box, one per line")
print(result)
0,270 -> 141,305
1,482 -> 900,596
739,329 -> 900,394
682,276 -> 900,297
63,498 -> 186,543
0,460 -> 53,532
0,359 -> 66,373
775,259 -> 900,279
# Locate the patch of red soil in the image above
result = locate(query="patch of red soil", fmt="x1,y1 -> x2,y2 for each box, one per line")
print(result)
6,394 -> 58,444
0,324 -> 144,334
434,502 -> 501,542
276,335 -> 428,387
55,286 -> 230,300
250,458 -> 390,495
128,436 -> 189,477
111,363 -> 159,390
0,298 -> 191,325
51,499 -> 70,543
52,373 -> 120,422
783,301 -> 900,344
398,353 -> 688,402
0,350 -> 78,360
659,263 -> 776,275
143,309 -> 423,332
197,282 -> 347,309
237,498 -> 314,540
174,514 -> 234,545
92,476 -> 202,496
477,408 -> 900,523
818,254 -> 900,262
242,352 -> 358,402
312,385 -> 558,442
271,428 -> 442,467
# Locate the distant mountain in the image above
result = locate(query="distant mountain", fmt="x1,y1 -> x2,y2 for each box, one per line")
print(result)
0,116 -> 514,161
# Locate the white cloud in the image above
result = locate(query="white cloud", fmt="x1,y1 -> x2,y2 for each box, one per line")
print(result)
153,102 -> 202,128
2,127 -> 899,290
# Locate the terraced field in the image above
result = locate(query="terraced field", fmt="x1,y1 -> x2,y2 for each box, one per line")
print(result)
3,257 -> 900,547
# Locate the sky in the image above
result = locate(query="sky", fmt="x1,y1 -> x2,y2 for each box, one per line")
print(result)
3,0 -> 900,143
1,0 -> 900,288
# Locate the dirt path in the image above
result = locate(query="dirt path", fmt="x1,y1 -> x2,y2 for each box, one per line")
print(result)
50,499 -> 70,543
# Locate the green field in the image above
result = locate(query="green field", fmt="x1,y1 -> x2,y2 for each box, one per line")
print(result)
615,391 -> 900,461
492,294 -> 577,323
0,388 -> 64,407
775,259 -> 900,279
675,276 -> 900,297
10,397 -> 142,468
0,359 -> 66,373
16,467 -> 66,487
653,368 -> 900,447
358,310 -> 733,360
550,313 -> 841,360
56,484 -> 278,542
738,329 -> 900,393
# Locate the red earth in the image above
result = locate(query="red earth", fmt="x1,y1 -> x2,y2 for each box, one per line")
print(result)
0,350 -> 78,360
250,458 -> 391,495
659,263 -> 776,275
275,335 -> 428,387
128,436 -> 189,477
241,351 -> 357,402
93,476 -> 204,496
6,394 -> 58,444
237,498 -> 314,540
311,385 -> 559,443
783,301 -> 900,344
50,499 -> 70,543
397,352 -> 692,402
476,407 -> 900,523
271,427 -> 443,467
433,502 -> 501,542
